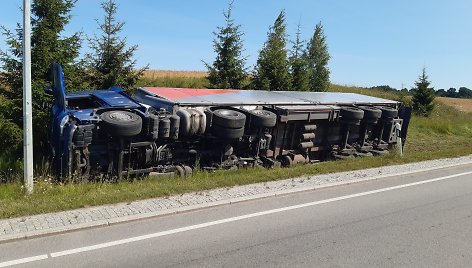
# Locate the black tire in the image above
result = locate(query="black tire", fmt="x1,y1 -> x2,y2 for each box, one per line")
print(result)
249,109 -> 277,128
359,106 -> 381,120
212,109 -> 246,129
340,107 -> 364,121
100,110 -> 142,136
379,106 -> 398,118
211,124 -> 244,139
340,119 -> 361,126
280,155 -> 293,167
359,106 -> 382,123
204,109 -> 213,131
183,165 -> 193,177
174,165 -> 185,177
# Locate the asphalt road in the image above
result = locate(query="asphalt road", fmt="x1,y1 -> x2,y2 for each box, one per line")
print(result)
2,163 -> 472,268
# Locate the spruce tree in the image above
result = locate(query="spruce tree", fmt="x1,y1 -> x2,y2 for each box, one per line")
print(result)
252,10 -> 291,91
205,1 -> 247,89
306,22 -> 330,92
289,23 -> 309,91
87,0 -> 147,91
412,68 -> 435,116
0,0 -> 82,154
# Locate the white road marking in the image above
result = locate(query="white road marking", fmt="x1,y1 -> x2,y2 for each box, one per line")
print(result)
0,255 -> 48,268
2,170 -> 472,266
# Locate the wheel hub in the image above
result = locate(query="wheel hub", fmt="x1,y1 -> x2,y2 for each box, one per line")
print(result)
109,111 -> 133,121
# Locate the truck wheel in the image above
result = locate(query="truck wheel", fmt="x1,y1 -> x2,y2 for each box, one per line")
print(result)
100,110 -> 142,136
174,165 -> 185,177
340,107 -> 364,121
359,106 -> 382,123
249,110 -> 277,128
280,155 -> 293,167
379,106 -> 398,118
212,109 -> 246,129
183,165 -> 193,177
211,124 -> 244,139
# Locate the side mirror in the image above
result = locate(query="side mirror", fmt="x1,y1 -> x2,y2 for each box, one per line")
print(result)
44,87 -> 53,95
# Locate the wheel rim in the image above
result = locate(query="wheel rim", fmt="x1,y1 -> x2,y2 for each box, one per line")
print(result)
218,110 -> 241,118
252,110 -> 268,116
108,111 -> 134,121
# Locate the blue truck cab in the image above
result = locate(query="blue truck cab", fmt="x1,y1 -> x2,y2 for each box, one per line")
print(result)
48,63 -> 161,179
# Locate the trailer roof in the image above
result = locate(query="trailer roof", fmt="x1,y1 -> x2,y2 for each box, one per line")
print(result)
138,87 -> 398,106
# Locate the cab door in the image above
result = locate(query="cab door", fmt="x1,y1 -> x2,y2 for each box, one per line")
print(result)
50,62 -> 67,115
49,63 -> 70,174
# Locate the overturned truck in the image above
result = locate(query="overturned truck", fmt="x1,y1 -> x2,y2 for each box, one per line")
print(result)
48,63 -> 411,180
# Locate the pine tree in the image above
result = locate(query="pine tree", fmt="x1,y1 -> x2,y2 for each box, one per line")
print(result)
306,22 -> 330,92
412,68 -> 435,116
0,0 -> 83,154
0,94 -> 22,156
252,10 -> 291,91
87,0 -> 148,91
289,23 -> 309,91
205,1 -> 247,89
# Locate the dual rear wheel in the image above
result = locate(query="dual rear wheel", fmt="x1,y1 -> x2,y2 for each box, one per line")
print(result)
210,108 -> 277,139
211,109 -> 246,139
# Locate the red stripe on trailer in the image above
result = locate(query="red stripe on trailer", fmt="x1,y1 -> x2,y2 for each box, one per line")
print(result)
143,87 -> 238,100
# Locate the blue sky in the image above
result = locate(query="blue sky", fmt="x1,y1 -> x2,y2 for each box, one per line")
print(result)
1,0 -> 471,90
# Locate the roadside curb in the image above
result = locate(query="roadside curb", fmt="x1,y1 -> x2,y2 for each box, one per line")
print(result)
1,157 -> 472,243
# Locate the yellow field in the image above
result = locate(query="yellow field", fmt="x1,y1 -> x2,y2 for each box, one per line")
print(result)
437,97 -> 472,113
143,70 -> 207,79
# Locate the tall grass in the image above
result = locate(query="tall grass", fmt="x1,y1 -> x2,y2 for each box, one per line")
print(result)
138,70 -> 209,88
328,84 -> 412,104
409,101 -> 472,137
436,97 -> 472,113
0,154 -> 22,183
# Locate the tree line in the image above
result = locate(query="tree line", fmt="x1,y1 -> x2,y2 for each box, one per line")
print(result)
373,84 -> 472,100
205,2 -> 331,92
435,87 -> 472,99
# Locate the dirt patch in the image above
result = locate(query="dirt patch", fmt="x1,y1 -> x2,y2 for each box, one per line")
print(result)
437,97 -> 472,113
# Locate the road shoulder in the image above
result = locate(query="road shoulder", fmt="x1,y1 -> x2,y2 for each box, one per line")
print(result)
1,155 -> 472,243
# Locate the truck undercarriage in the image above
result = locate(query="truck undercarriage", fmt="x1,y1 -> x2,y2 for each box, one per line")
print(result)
48,63 -> 411,181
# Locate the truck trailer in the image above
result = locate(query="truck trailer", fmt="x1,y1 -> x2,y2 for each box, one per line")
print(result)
48,63 -> 411,180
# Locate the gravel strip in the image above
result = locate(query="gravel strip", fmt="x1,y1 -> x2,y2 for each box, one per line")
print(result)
1,155 -> 472,242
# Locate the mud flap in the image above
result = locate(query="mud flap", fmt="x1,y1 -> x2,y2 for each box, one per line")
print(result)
398,105 -> 412,147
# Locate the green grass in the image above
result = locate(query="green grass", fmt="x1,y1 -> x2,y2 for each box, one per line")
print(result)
410,101 -> 472,136
1,80 -> 471,219
0,154 -> 22,183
